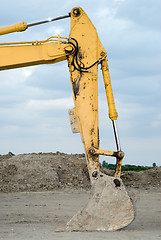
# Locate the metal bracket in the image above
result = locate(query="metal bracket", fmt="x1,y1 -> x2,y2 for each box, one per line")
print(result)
68,108 -> 80,133
88,147 -> 124,159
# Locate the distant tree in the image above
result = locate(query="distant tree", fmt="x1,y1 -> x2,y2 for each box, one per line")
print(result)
153,162 -> 156,167
102,160 -> 108,168
102,161 -> 153,171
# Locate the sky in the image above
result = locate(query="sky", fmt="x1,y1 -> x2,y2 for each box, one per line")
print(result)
0,0 -> 161,166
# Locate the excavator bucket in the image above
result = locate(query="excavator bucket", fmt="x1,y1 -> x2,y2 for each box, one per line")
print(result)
61,172 -> 134,231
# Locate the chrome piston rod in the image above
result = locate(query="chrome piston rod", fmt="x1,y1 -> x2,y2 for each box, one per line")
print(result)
27,13 -> 71,28
112,120 -> 121,151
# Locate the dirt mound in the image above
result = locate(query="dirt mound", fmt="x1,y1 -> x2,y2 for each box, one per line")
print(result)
0,152 -> 161,192
101,167 -> 161,189
0,152 -> 90,192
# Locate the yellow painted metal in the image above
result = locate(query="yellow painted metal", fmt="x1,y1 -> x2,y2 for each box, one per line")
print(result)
0,36 -> 68,46
101,58 -> 118,121
0,37 -> 73,70
89,147 -> 115,157
0,21 -> 27,36
67,7 -> 107,175
114,158 -> 123,178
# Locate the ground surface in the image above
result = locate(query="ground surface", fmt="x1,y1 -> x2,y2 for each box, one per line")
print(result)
0,152 -> 161,239
0,189 -> 161,240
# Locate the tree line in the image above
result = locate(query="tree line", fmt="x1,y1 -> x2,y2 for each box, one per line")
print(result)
102,161 -> 159,172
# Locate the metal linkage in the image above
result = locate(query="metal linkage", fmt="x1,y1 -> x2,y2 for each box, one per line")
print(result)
27,13 -> 71,28
89,146 -> 124,159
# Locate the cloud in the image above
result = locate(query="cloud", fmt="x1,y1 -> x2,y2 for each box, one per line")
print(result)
0,0 -> 160,166
23,70 -> 32,78
151,112 -> 161,126
47,26 -> 65,36
116,0 -> 161,31
26,96 -> 73,110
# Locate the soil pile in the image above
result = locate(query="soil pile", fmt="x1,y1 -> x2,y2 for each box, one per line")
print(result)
0,152 -> 161,192
101,166 -> 161,189
0,152 -> 90,192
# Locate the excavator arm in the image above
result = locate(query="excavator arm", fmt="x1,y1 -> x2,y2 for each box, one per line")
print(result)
0,36 -> 74,70
0,7 -> 134,231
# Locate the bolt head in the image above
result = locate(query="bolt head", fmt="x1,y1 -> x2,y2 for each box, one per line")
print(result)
72,8 -> 81,17
114,179 -> 121,187
92,171 -> 98,178
118,151 -> 124,159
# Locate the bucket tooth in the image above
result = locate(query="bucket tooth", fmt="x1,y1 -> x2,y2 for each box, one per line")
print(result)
64,172 -> 134,231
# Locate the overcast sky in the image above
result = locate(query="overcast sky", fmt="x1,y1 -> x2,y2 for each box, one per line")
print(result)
0,0 -> 161,166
